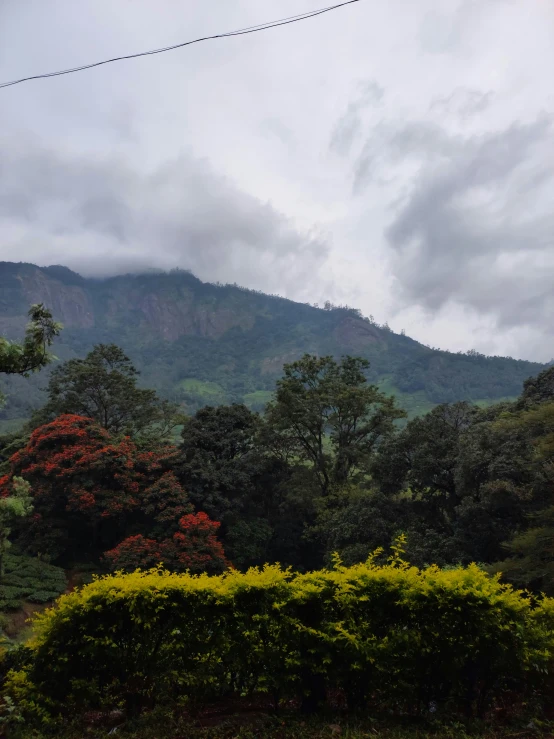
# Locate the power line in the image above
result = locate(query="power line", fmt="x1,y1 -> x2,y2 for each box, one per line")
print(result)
0,0 -> 361,90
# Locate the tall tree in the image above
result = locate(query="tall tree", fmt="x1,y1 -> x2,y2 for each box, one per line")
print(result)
0,304 -> 62,406
178,404 -> 292,568
517,365 -> 554,409
265,355 -> 404,497
373,402 -> 478,519
489,400 -> 554,592
36,344 -> 182,441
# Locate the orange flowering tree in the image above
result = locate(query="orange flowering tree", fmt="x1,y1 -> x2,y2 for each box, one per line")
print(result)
0,414 -> 227,571
104,513 -> 228,574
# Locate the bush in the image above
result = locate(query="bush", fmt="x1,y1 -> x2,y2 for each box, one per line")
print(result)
0,554 -> 67,612
4,557 -> 554,724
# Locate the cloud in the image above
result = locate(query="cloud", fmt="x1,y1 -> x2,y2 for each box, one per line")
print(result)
0,139 -> 329,298
353,114 -> 554,333
430,88 -> 494,122
1,0 -> 553,361
330,80 -> 384,156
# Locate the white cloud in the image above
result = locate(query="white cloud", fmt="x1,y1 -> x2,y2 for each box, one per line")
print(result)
0,0 -> 553,359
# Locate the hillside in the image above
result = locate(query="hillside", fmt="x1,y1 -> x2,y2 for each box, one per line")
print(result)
0,261 -> 546,423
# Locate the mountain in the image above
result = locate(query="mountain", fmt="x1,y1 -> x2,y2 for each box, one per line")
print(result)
0,261 -> 546,426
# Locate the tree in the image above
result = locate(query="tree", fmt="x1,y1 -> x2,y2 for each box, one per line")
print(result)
373,402 -> 478,519
179,404 -> 263,517
265,355 -> 405,497
35,344 -> 182,441
0,303 -> 62,406
178,404 -> 291,568
518,366 -> 554,409
104,513 -> 228,574
489,401 -> 554,591
3,415 -> 144,560
1,415 -> 184,562
490,505 -> 554,595
0,476 -> 33,578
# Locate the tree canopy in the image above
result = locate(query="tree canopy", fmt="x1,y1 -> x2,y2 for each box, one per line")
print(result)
35,343 -> 182,441
0,304 -> 62,407
265,355 -> 405,497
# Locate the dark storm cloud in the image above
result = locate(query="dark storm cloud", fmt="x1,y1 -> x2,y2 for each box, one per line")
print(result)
351,113 -> 554,331
0,139 -> 329,294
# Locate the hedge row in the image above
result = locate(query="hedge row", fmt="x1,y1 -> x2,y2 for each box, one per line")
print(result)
4,557 -> 554,722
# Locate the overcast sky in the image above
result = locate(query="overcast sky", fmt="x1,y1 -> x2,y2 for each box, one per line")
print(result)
1,0 -> 553,361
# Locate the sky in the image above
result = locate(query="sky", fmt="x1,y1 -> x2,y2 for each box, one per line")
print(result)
1,0 -> 553,361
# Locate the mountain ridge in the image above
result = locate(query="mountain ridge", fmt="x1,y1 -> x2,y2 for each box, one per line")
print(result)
0,261 -> 545,423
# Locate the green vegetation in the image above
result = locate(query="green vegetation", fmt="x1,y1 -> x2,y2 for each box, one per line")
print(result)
33,343 -> 183,443
0,554 -> 66,612
0,302 -> 61,409
0,262 -> 546,421
1,293 -> 554,736
0,478 -> 33,579
4,554 -> 553,727
5,714 -> 545,739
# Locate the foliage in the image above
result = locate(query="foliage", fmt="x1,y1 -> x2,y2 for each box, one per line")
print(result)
0,303 -> 62,408
178,404 -> 296,568
33,344 -> 183,442
266,355 -> 405,496
0,415 -> 226,571
104,513 -> 228,574
4,557 -> 554,724
518,365 -> 554,409
0,477 -> 33,579
0,305 -> 61,380
0,553 -> 66,612
0,263 -> 546,422
6,712 -> 550,739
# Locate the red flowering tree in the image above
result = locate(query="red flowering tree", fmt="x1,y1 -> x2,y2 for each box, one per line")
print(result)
103,535 -> 163,571
1,414 -> 228,572
1,415 -> 138,558
171,512 -> 227,573
104,513 -> 228,574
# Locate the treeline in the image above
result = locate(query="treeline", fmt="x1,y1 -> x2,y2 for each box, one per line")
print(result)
2,311 -> 554,731
0,337 -> 553,598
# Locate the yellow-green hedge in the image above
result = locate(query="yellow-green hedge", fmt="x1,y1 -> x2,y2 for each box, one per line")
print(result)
4,558 -> 554,721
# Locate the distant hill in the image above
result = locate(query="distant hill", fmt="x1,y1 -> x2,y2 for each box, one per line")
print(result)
0,261 -> 546,425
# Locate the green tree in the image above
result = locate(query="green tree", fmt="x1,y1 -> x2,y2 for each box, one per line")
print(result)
517,365 -> 554,409
0,304 -> 62,406
0,476 -> 33,579
373,402 -> 478,520
178,404 -> 293,567
265,355 -> 404,497
35,344 -> 182,441
489,400 -> 554,592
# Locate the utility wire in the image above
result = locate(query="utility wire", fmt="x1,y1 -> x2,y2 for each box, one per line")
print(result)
0,0 -> 361,90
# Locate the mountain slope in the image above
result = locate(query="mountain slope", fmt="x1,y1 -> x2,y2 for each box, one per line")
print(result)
0,261 -> 546,423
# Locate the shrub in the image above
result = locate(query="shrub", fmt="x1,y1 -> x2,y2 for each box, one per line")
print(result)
0,554 -> 67,612
3,558 -> 554,723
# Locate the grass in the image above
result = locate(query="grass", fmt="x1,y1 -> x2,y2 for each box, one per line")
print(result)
377,378 -> 436,420
179,378 -> 227,399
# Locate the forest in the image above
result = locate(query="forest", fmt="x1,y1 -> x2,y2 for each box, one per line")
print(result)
1,305 -> 554,737
0,262 -> 546,424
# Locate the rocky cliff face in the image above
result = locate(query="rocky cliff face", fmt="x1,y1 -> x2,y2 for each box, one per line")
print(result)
19,269 -> 95,328
3,264 -> 255,340
0,261 -> 546,423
